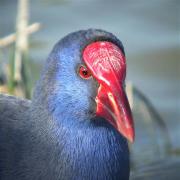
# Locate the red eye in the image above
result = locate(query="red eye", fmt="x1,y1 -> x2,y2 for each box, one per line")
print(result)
78,65 -> 92,79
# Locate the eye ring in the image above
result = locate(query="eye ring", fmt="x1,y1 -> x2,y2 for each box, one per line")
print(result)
78,65 -> 92,79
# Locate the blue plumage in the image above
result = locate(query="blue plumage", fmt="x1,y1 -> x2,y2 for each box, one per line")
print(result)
0,29 -> 129,180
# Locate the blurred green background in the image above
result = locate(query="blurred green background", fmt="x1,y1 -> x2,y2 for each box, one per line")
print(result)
0,0 -> 179,179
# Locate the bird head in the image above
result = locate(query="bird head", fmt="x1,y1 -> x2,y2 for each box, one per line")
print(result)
33,29 -> 135,142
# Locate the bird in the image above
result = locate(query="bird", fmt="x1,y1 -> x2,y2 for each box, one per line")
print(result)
0,29 -> 134,180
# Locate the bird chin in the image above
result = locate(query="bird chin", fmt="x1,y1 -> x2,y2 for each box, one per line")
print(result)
86,109 -> 96,119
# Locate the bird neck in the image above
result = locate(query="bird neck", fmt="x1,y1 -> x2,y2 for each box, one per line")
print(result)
31,90 -> 130,180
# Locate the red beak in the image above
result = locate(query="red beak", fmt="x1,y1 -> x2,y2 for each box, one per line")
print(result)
83,41 -> 135,142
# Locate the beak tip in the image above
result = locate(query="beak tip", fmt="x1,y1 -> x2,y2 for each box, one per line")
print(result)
126,131 -> 135,143
121,125 -> 135,143
128,136 -> 135,143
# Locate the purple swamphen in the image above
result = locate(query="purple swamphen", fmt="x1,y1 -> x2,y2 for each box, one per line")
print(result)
0,29 -> 134,180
